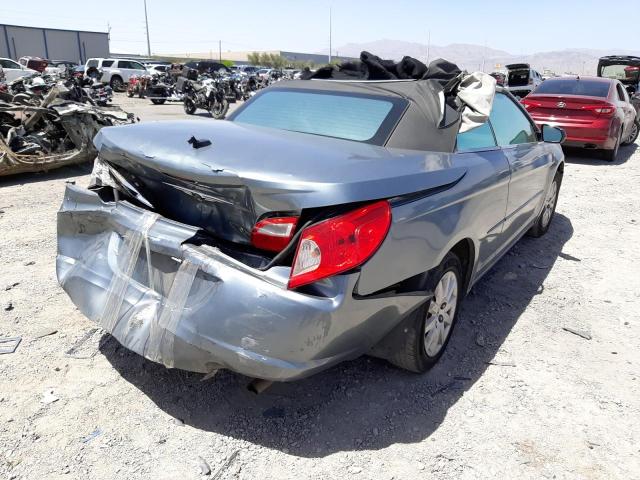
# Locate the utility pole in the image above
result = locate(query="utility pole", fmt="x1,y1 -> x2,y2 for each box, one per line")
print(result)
143,0 -> 151,57
426,30 -> 431,64
219,40 -> 222,62
328,7 -> 332,64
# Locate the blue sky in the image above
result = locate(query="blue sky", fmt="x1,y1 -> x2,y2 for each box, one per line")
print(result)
2,1 -> 636,55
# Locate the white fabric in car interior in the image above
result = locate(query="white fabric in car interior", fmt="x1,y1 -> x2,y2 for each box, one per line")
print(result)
457,72 -> 497,133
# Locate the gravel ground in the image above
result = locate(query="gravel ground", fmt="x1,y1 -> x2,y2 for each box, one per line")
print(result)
1,93 -> 639,480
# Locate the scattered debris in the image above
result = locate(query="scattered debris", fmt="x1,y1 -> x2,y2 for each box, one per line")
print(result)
348,466 -> 363,474
197,456 -> 211,476
4,302 -> 13,311
33,327 -> 58,339
80,428 -> 103,443
0,82 -> 134,177
200,369 -> 219,382
486,360 -> 517,367
24,261 -> 35,266
172,418 -> 185,426
559,252 -> 582,262
475,333 -> 486,347
562,327 -> 592,340
64,327 -> 101,359
211,450 -> 239,480
4,282 -> 19,291
41,389 -> 59,404
0,336 -> 22,354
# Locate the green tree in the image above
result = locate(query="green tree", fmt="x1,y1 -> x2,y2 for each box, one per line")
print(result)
247,52 -> 261,65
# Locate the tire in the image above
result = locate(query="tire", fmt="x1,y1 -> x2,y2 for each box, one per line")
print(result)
528,171 -> 562,237
183,98 -> 196,115
601,132 -> 621,162
621,120 -> 639,146
388,252 -> 463,373
209,98 -> 229,119
150,99 -> 166,105
110,76 -> 124,92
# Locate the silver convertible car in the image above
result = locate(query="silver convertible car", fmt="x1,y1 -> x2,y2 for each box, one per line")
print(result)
57,75 -> 565,383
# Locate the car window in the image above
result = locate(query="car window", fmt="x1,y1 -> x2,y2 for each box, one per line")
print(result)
87,59 -> 98,68
616,83 -> 628,102
490,93 -> 537,146
102,60 -> 114,68
232,90 -> 405,144
130,61 -> 145,70
1,59 -> 20,69
456,122 -> 497,151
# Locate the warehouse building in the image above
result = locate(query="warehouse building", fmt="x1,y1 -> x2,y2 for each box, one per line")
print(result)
1,24 -> 109,63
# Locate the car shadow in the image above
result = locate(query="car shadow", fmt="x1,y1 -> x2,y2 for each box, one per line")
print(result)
0,162 -> 92,187
563,143 -> 637,166
100,214 -> 573,457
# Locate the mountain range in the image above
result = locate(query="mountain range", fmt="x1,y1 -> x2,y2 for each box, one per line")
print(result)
326,39 -> 640,75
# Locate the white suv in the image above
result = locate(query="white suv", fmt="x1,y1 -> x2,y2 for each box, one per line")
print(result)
0,57 -> 36,82
505,63 -> 543,98
84,58 -> 148,91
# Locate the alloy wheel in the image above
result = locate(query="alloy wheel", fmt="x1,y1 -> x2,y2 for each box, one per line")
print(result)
424,270 -> 458,357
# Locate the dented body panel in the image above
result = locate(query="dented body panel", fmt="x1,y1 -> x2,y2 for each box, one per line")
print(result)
57,185 -> 425,380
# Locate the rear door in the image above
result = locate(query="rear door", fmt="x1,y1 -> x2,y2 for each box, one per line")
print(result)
490,93 -> 553,244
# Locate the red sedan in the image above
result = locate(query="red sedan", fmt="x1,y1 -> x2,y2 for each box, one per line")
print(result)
522,76 -> 639,161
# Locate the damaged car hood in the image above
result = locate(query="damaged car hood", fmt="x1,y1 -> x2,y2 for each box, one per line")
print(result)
95,120 -> 466,243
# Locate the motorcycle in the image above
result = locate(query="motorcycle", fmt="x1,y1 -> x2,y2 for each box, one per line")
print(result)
182,77 -> 229,119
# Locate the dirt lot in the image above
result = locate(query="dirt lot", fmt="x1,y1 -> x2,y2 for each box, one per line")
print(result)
1,92 -> 639,480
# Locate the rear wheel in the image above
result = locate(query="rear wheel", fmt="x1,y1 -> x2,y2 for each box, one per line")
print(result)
388,252 -> 462,373
601,132 -> 621,162
110,75 -> 124,92
621,120 -> 639,146
528,171 -> 561,237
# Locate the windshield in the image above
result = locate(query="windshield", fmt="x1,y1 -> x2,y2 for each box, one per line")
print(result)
533,79 -> 610,97
232,89 -> 404,144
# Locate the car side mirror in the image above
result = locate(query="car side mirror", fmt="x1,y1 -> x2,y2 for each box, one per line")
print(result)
542,125 -> 565,144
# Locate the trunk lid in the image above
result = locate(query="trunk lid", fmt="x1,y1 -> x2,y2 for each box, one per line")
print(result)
94,120 -> 466,245
524,94 -> 613,121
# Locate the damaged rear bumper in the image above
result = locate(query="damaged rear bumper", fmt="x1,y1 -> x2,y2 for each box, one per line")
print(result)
56,185 -> 423,381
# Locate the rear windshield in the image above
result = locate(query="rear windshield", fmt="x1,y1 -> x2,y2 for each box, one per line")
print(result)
231,89 -> 405,144
533,79 -> 610,97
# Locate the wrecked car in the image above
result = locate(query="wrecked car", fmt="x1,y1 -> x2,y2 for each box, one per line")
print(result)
0,83 -> 133,176
57,54 -> 565,383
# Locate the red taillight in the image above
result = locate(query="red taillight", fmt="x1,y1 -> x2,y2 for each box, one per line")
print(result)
251,216 -> 298,252
288,201 -> 392,289
521,98 -> 541,110
582,103 -> 616,117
